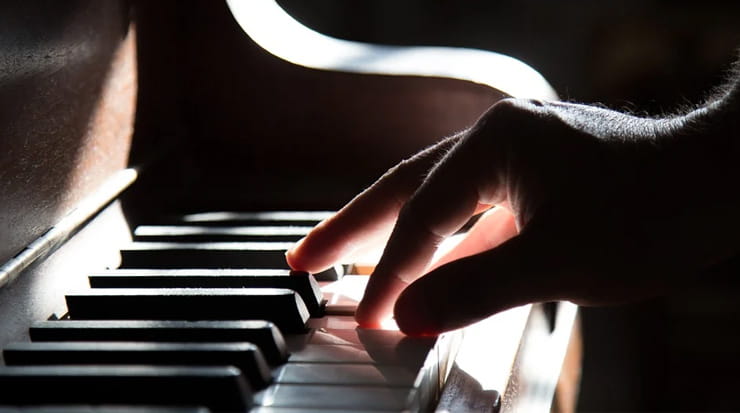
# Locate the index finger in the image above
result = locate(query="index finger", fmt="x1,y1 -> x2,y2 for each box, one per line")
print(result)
356,128 -> 506,328
286,133 -> 463,274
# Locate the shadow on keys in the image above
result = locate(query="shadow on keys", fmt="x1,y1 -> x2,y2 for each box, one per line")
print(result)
0,0 -> 580,411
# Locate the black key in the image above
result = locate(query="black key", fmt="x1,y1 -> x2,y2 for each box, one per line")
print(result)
118,243 -> 344,281
133,225 -> 310,242
65,288 -> 310,333
309,265 -> 343,282
0,365 -> 250,412
119,242 -> 292,269
172,211 -> 331,227
4,342 -> 272,390
30,320 -> 288,365
87,270 -> 323,317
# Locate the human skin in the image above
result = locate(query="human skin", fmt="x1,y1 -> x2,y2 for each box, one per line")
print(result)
287,75 -> 740,336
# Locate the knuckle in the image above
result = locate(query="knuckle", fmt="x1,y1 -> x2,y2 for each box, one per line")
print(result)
463,98 -> 567,205
471,99 -> 547,149
374,158 -> 425,210
461,98 -> 547,171
389,157 -> 423,186
487,98 -> 547,124
379,157 -> 416,186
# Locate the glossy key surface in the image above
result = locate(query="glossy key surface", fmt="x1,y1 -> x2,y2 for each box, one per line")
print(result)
65,288 -> 310,333
117,242 -> 343,280
254,384 -> 418,411
29,320 -> 288,364
0,407 -> 209,413
119,242 -> 293,269
274,363 -> 419,386
0,365 -> 251,412
133,225 -> 310,242
4,341 -> 272,389
87,270 -> 323,316
173,211 -> 331,227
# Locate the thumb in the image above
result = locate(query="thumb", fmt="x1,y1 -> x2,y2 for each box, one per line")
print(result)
393,231 -> 570,336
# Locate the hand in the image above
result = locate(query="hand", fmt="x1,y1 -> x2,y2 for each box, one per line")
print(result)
287,98 -> 740,335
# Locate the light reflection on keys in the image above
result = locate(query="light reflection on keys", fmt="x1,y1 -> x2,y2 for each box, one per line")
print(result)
0,211 -> 545,412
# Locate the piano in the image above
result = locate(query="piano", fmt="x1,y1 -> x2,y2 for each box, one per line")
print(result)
0,1 -> 579,411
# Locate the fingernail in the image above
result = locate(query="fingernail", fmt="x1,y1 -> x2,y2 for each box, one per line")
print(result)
284,237 -> 306,271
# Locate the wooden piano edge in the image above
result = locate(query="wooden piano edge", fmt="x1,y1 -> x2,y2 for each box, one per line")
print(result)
437,302 -> 580,413
0,169 -> 138,291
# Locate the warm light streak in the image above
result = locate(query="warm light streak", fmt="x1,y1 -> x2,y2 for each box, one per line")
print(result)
225,0 -> 558,100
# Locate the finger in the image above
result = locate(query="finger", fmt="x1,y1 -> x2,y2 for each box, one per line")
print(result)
429,206 -> 518,271
356,131 -> 505,327
286,133 -> 463,273
473,203 -> 494,215
393,231 -> 567,336
349,200 -> 496,273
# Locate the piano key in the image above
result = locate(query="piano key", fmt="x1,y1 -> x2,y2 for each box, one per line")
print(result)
133,225 -> 310,243
279,324 -> 450,409
285,343 -> 434,369
284,329 -> 362,347
306,265 -> 342,282
25,319 -> 446,389
253,384 -> 419,411
0,365 -> 251,412
270,323 -> 452,410
3,341 -> 272,390
29,320 -> 288,365
65,288 -> 310,333
303,327 -> 437,348
321,275 -> 370,314
268,358 -> 438,413
0,407 -> 210,413
119,242 -> 294,269
250,409 -> 389,413
287,344 -> 377,363
285,328 -> 439,362
282,320 -> 461,411
305,314 -> 364,330
274,363 -> 418,386
174,211 -> 332,226
87,269 -> 324,317
118,242 -> 345,281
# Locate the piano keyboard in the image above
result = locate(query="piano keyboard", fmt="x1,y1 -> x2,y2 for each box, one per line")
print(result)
0,211 -> 462,412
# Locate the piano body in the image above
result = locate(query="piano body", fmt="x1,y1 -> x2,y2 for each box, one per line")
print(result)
0,1 -> 579,411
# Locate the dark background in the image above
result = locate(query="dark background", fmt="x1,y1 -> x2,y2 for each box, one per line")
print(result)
279,0 -> 740,114
277,1 -> 740,411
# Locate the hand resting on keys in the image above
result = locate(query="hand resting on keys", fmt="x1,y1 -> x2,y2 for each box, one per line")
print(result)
287,76 -> 740,336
